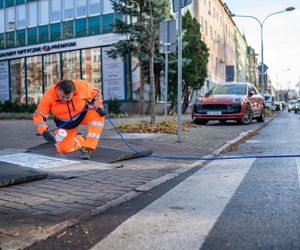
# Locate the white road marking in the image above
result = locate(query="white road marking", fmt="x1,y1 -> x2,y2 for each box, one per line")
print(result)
0,153 -> 80,169
296,158 -> 300,189
91,158 -> 255,250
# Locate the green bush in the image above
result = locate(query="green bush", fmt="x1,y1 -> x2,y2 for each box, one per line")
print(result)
107,98 -> 121,115
0,101 -> 37,113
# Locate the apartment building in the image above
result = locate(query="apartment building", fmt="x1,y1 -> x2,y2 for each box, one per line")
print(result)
247,46 -> 259,89
188,0 -> 261,93
234,26 -> 248,82
190,0 -> 237,90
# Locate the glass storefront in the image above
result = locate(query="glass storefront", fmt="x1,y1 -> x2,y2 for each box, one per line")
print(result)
1,45 -> 129,104
43,53 -> 61,90
62,50 -> 80,80
10,58 -> 25,104
27,56 -> 43,104
81,48 -> 101,88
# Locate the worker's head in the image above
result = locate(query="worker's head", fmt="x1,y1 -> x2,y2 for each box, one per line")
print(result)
58,80 -> 75,102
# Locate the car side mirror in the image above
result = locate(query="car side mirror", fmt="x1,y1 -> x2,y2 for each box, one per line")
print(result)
248,91 -> 254,97
204,93 -> 209,97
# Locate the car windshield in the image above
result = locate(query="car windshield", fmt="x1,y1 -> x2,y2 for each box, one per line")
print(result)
208,84 -> 247,96
290,101 -> 296,104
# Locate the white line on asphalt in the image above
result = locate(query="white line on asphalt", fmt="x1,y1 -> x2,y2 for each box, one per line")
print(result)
91,158 -> 255,250
296,158 -> 300,189
0,153 -> 80,169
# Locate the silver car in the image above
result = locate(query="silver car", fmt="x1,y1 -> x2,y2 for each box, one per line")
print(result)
288,100 -> 297,112
294,99 -> 300,113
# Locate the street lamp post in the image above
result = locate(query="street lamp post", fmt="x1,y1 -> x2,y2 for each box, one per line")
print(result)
230,7 -> 295,94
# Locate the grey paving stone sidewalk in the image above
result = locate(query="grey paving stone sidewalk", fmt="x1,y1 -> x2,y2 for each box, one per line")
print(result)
0,114 -> 275,249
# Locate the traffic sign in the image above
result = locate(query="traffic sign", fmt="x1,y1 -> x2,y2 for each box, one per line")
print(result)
159,20 -> 176,53
172,0 -> 192,12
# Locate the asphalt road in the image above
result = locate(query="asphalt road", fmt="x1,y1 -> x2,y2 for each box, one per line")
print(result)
27,110 -> 300,249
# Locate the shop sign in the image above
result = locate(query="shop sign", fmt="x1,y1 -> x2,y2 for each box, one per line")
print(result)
0,61 -> 9,102
102,46 -> 125,100
0,34 -> 127,60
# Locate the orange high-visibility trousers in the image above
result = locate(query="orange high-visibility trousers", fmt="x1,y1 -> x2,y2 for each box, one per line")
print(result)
55,109 -> 105,153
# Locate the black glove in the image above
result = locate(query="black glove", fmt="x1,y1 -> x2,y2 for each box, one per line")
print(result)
42,131 -> 56,144
96,107 -> 106,117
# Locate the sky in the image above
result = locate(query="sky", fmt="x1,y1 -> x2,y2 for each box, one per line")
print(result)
224,0 -> 300,90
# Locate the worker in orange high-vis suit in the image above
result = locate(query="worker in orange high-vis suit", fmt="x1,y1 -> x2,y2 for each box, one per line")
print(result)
33,79 -> 106,160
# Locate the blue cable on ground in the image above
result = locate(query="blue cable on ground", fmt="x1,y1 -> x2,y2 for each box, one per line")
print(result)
48,108 -> 300,161
105,116 -> 300,161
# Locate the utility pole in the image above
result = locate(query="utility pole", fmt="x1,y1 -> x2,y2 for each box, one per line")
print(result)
173,0 -> 192,142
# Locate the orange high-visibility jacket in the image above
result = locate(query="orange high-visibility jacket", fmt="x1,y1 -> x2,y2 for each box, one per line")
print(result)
33,79 -> 103,134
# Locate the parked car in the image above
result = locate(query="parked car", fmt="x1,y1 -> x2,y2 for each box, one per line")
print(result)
191,83 -> 265,125
288,100 -> 297,112
294,99 -> 300,113
273,101 -> 283,111
264,94 -> 275,110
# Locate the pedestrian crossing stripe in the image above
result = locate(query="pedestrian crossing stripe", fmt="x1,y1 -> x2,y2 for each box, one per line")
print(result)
91,158 -> 255,250
0,153 -> 80,169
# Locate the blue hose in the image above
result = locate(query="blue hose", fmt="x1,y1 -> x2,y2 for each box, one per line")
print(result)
49,108 -> 300,161
105,116 -> 300,161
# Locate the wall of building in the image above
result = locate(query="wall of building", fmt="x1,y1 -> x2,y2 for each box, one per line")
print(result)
189,0 -> 236,88
234,27 -> 248,82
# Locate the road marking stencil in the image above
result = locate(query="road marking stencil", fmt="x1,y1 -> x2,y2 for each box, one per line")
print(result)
0,153 -> 80,169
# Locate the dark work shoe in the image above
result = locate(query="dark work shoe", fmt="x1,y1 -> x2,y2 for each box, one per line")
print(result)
80,147 -> 91,160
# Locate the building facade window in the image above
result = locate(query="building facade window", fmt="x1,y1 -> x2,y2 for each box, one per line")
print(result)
10,58 -> 25,104
39,25 -> 49,43
88,16 -> 100,35
0,34 -> 5,49
51,0 -> 61,23
103,0 -> 113,14
63,0 -> 74,20
51,23 -> 61,41
16,5 -> 26,28
44,53 -> 61,90
27,2 -> 37,27
89,0 -> 100,16
6,7 -> 15,30
62,50 -> 80,79
75,18 -> 87,37
5,0 -> 14,8
62,20 -> 73,39
16,0 -> 25,5
6,31 -> 15,48
102,14 -> 113,33
27,56 -> 43,104
76,0 -> 87,18
82,48 -> 101,88
16,29 -> 25,47
39,0 -> 49,25
0,9 -> 4,32
27,27 -> 37,45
